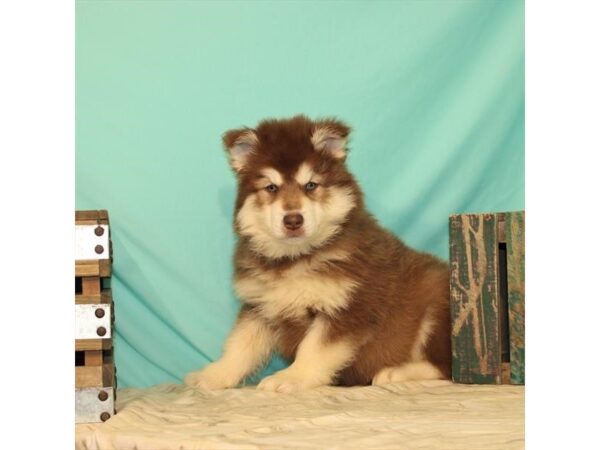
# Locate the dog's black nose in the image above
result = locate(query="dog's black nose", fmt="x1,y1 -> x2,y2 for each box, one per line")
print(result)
283,213 -> 304,230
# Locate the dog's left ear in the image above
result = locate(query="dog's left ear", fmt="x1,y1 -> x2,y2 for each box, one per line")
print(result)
222,128 -> 258,172
311,119 -> 351,160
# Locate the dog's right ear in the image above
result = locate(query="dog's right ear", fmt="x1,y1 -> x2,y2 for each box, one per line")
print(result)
222,128 -> 258,172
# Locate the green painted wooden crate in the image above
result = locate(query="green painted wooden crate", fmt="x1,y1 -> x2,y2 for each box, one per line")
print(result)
449,211 -> 524,385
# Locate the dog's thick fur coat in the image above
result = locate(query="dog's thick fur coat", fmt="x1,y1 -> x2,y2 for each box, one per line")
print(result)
185,115 -> 451,392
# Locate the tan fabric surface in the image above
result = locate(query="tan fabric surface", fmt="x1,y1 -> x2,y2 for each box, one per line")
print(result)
75,380 -> 524,450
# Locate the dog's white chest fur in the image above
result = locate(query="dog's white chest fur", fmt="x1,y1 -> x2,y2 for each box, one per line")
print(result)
234,256 -> 356,320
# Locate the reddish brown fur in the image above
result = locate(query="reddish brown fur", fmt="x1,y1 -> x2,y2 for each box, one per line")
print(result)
226,115 -> 451,385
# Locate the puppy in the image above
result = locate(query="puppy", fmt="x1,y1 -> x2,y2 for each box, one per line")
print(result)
185,115 -> 451,393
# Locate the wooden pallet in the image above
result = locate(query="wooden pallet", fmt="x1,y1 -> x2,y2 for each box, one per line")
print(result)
449,211 -> 525,385
75,210 -> 116,423
75,349 -> 115,387
75,209 -> 110,224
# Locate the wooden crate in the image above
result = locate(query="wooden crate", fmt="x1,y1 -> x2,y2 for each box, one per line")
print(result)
449,211 -> 525,385
75,210 -> 116,423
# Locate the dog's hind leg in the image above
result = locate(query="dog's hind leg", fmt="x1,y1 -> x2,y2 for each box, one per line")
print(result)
371,361 -> 444,386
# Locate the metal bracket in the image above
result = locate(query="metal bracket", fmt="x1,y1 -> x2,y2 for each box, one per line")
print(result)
75,387 -> 115,423
75,225 -> 110,260
75,304 -> 112,339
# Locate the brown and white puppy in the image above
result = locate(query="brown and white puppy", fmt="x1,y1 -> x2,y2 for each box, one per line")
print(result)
185,115 -> 451,393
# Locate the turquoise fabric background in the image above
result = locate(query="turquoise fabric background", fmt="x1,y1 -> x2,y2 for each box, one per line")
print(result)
76,0 -> 524,388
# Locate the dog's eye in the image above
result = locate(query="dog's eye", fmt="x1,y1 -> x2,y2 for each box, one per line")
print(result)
305,181 -> 318,191
265,184 -> 279,193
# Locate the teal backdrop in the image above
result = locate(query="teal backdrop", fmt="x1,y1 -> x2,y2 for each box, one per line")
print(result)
76,0 -> 524,388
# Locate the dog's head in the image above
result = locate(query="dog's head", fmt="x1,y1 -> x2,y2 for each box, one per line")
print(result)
222,115 -> 361,259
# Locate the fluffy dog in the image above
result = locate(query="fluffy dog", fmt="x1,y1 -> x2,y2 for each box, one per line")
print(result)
185,115 -> 451,393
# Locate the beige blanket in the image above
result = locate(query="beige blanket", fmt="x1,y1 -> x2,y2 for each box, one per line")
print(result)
76,381 -> 524,449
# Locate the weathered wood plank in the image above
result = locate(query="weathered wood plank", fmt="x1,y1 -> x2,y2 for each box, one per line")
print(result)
75,363 -> 114,388
497,213 -> 506,243
75,259 -> 111,277
81,277 -> 101,296
75,210 -> 109,224
75,289 -> 112,305
450,213 -> 502,384
506,211 -> 525,384
501,362 -> 512,384
84,350 -> 103,366
75,339 -> 112,351
496,216 -> 511,379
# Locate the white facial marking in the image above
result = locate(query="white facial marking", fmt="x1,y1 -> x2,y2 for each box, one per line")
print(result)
294,163 -> 314,186
260,167 -> 283,186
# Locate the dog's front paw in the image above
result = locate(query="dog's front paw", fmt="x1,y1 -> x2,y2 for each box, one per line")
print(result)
184,362 -> 240,390
256,368 -> 324,393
